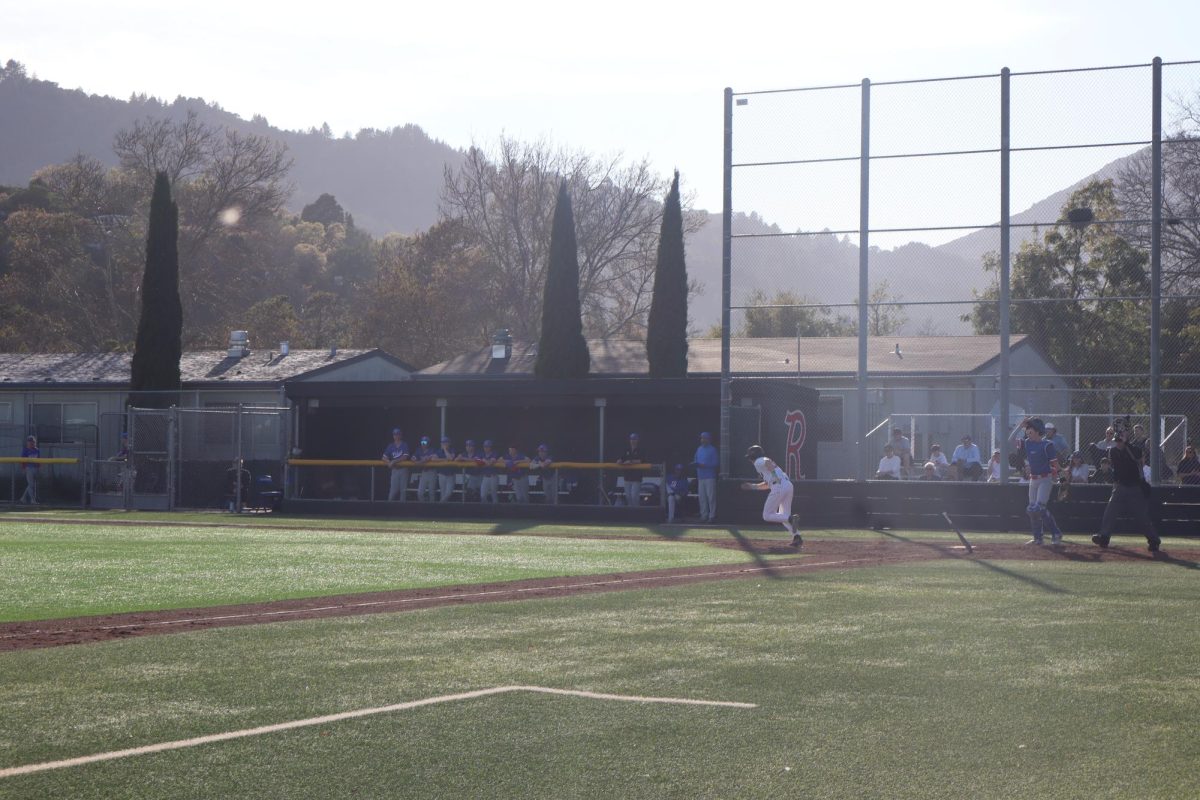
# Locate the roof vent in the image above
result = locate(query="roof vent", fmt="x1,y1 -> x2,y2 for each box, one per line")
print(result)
491,329 -> 513,361
228,330 -> 250,358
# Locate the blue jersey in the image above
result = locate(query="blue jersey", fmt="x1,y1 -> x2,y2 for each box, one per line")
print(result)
667,474 -> 690,498
1025,439 -> 1058,476
383,441 -> 409,461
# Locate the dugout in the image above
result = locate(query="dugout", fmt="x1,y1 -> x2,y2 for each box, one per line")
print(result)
282,376 -> 818,519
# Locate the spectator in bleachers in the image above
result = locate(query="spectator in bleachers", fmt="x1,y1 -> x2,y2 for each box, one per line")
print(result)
889,427 -> 913,469
987,449 -> 1002,482
918,461 -> 942,481
1093,427 -> 1118,465
951,435 -> 983,481
1045,423 -> 1068,464
875,444 -> 901,480
927,443 -> 949,477
1177,444 -> 1200,485
1091,457 -> 1114,484
1067,452 -> 1091,485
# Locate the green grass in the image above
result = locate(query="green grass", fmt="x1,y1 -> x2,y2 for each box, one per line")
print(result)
1,557 -> 1197,799
0,520 -> 796,622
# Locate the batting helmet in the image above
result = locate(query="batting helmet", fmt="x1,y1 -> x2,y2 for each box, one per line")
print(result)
745,444 -> 764,461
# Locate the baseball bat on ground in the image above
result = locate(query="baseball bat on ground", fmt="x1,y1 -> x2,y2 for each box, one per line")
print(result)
942,511 -> 974,553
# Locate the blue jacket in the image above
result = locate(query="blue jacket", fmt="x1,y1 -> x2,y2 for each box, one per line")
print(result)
694,444 -> 719,480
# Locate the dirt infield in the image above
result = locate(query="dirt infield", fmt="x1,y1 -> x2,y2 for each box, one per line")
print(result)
2,536 -> 1194,652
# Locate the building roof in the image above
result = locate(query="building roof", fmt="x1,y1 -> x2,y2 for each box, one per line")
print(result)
417,335 -> 1035,378
0,348 -> 404,388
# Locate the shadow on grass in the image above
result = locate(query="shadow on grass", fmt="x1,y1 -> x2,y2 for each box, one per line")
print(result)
873,528 -> 1069,595
720,527 -> 787,579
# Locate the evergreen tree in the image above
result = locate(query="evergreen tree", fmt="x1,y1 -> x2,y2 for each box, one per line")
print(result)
534,182 -> 590,378
646,171 -> 689,377
130,171 -> 182,406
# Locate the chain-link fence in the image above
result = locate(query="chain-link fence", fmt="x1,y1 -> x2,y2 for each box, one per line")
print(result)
723,58 -> 1200,483
85,405 -> 290,511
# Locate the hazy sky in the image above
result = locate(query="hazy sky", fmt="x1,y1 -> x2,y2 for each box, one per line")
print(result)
2,0 -> 1197,236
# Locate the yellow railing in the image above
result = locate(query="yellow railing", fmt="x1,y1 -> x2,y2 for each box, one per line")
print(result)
0,457 -> 80,465
287,458 -> 656,470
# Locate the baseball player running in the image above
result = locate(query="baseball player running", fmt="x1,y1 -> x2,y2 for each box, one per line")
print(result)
741,444 -> 802,547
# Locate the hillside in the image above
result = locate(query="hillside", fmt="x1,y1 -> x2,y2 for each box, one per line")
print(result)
1,62 -> 1147,337
0,66 -> 462,234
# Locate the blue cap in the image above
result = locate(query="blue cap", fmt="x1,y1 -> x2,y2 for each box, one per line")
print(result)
465,439 -> 476,446
628,433 -> 639,440
392,428 -> 402,435
441,435 -> 451,443
538,443 -> 548,451
483,439 -> 494,447
674,463 -> 684,470
120,432 -> 129,439
700,431 -> 711,439
420,436 -> 429,445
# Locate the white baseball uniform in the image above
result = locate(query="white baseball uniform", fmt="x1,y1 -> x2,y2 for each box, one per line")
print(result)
754,456 -> 794,532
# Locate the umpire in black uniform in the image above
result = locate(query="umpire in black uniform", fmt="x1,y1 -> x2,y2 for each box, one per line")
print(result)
1091,418 -> 1162,554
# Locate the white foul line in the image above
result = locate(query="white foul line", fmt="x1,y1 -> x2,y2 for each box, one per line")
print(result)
2,556 -> 891,640
0,686 -> 755,779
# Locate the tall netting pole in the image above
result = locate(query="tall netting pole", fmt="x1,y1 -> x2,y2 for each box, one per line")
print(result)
856,79 -> 871,481
999,67 -> 1012,481
720,87 -> 734,477
1150,57 -> 1163,481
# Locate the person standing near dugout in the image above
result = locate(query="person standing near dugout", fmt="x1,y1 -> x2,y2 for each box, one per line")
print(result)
382,428 -> 410,502
19,435 -> 39,504
1021,418 -> 1065,546
616,433 -> 646,507
692,431 -> 719,522
741,444 -> 801,547
1092,418 -> 1162,554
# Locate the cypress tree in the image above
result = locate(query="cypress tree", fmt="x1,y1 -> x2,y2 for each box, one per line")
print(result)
130,171 -> 183,407
534,182 -> 590,378
646,171 -> 688,378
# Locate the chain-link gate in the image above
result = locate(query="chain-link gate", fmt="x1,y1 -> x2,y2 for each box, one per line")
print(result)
89,405 -> 290,511
174,406 -> 289,511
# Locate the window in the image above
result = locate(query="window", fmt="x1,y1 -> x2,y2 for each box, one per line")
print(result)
817,396 -> 844,443
0,402 -> 11,424
29,402 -> 97,443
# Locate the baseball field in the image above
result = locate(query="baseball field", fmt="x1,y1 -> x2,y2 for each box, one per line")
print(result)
1,511 -> 1197,799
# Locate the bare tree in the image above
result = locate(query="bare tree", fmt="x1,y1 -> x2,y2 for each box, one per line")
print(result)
441,136 -> 698,340
112,111 -> 294,337
1114,93 -> 1200,295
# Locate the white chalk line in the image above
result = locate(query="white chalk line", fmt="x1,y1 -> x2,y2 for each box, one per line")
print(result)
0,686 -> 755,779
1,556 -> 889,640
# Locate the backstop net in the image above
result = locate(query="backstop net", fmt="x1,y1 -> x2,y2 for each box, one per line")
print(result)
723,58 -> 1200,482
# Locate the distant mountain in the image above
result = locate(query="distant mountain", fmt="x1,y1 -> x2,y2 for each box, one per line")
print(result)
0,67 -> 463,234
1,64 -> 1147,335
684,212 -> 981,335
935,150 -> 1142,266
